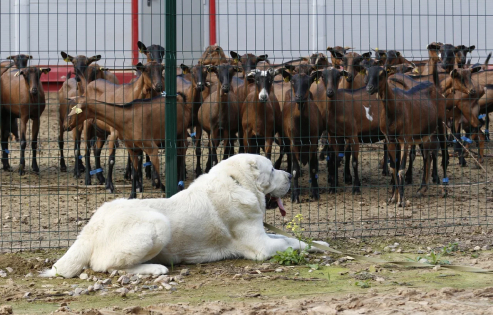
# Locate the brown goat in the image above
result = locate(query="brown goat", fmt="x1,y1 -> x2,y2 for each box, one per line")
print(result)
230,51 -> 269,77
326,46 -> 354,68
364,56 -> 449,206
315,67 -> 383,194
80,61 -> 164,187
65,94 -> 188,198
58,53 -> 110,177
197,63 -> 241,173
0,66 -> 51,174
241,68 -> 284,159
274,70 -> 323,203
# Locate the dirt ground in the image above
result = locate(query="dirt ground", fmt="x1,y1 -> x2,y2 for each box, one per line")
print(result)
0,92 -> 492,251
2,233 -> 493,314
0,92 -> 493,313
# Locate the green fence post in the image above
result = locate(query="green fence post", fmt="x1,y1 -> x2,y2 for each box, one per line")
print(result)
165,0 -> 177,197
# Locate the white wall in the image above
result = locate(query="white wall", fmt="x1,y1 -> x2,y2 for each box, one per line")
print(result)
0,0 -> 133,68
215,0 -> 493,64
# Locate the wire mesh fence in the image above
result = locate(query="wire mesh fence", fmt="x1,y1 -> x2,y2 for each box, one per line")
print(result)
0,0 -> 492,252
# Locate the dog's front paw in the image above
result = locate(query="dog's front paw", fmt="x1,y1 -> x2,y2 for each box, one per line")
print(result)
149,265 -> 169,276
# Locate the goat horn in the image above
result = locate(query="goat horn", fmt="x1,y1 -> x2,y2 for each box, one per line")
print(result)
344,46 -> 354,50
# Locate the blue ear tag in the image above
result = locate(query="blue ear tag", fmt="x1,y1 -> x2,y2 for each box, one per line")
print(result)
442,177 -> 449,183
309,179 -> 311,183
190,132 -> 196,138
79,155 -> 83,160
326,156 -> 330,161
4,149 -> 9,154
143,161 -> 152,167
461,136 -> 473,144
89,168 -> 103,175
315,174 -> 318,179
485,129 -> 490,134
452,139 -> 457,143
338,153 -> 344,158
178,181 -> 184,188
478,114 -> 486,120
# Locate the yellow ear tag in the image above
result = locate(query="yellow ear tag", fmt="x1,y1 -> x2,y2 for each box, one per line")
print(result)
283,77 -> 290,83
14,71 -> 20,77
374,47 -> 379,51
232,59 -> 238,65
412,68 -> 419,74
315,78 -> 320,84
63,57 -> 70,62
360,70 -> 366,75
72,106 -> 83,115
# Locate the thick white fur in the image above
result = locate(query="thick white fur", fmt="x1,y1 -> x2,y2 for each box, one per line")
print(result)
40,154 -> 327,278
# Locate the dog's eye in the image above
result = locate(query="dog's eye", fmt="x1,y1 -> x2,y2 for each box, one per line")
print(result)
271,168 -> 274,173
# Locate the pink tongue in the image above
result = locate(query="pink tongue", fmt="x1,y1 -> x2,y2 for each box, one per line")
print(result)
275,197 -> 286,216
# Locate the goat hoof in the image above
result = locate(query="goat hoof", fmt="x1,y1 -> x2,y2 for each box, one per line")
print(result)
85,176 -> 92,186
128,192 -> 136,199
311,189 -> 320,200
405,177 -> 413,185
105,182 -> 114,193
2,165 -> 13,172
352,187 -> 361,195
60,164 -> 67,172
328,188 -> 336,194
195,168 -> 202,177
78,164 -> 86,172
344,177 -> 352,185
19,168 -> 25,176
160,184 -> 166,192
398,201 -> 405,208
31,167 -> 40,174
145,169 -> 152,180
96,173 -> 105,185
124,173 -> 131,181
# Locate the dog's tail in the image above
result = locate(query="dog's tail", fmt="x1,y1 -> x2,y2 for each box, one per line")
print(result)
39,237 -> 92,278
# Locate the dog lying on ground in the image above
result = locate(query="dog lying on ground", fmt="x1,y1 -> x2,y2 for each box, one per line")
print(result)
41,154 -> 328,278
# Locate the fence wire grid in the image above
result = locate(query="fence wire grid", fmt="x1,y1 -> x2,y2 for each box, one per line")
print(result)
0,0 -> 492,252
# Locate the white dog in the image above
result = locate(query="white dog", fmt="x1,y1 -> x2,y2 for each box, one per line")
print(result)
41,154 -> 327,278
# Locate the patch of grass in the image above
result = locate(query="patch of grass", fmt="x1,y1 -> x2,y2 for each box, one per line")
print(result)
355,280 -> 371,288
441,242 -> 459,256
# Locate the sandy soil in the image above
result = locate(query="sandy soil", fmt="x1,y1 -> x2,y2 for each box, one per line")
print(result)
0,92 -> 492,251
1,234 -> 493,314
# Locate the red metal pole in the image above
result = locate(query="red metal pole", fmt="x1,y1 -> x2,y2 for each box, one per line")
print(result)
131,0 -> 139,65
209,0 -> 217,45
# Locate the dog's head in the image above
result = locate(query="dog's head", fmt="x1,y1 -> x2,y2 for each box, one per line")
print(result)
212,154 -> 291,216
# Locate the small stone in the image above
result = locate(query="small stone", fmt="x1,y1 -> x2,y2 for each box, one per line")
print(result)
471,259 -> 478,265
129,275 -> 139,282
74,288 -> 84,296
0,305 -> 12,315
80,290 -> 88,295
419,258 -> 429,264
482,245 -> 490,251
118,275 -> 130,285
23,292 -> 31,298
373,251 -> 381,255
87,286 -> 94,292
118,270 -> 126,275
110,270 -> 118,277
308,270 -> 313,273
164,284 -> 172,290
405,200 -> 411,206
79,273 -> 89,280
294,272 -> 300,276
116,287 -> 129,296
275,268 -> 283,273
180,269 -> 190,276
5,267 -> 13,273
174,275 -> 183,281
102,278 -> 111,285
383,247 -> 390,252
474,246 -> 481,251
433,265 -> 441,271
417,249 -> 425,254
0,270 -> 6,278
169,282 -> 177,286
232,274 -> 241,279
60,302 -> 68,307
396,248 -> 402,253
92,276 -> 98,282
25,273 -> 33,278
154,275 -> 170,284
93,283 -> 103,291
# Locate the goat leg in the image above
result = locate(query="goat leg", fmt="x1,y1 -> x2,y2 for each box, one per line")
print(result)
18,117 -> 28,176
350,139 -> 361,195
84,139 -> 92,186
309,153 -> 320,200
124,154 -> 132,180
144,154 -> 152,179
105,147 -> 116,193
405,145 -> 416,185
387,143 -> 398,204
343,144 -> 352,185
417,144 -> 430,197
0,125 -> 12,171
30,118 -> 40,174
327,143 -> 339,194
93,138 -> 106,185
397,143 -> 409,207
291,152 -> 301,203
58,121 -> 67,172
382,142 -> 390,176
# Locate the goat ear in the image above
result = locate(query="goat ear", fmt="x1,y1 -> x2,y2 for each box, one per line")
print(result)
135,62 -> 145,72
233,66 -> 242,72
230,51 -> 239,60
283,64 -> 296,73
207,65 -> 217,73
468,45 -> 476,53
60,51 -> 72,62
27,55 -> 33,60
257,55 -> 268,62
471,66 -> 482,74
282,69 -> 292,82
362,52 -> 372,60
450,69 -> 459,78
88,55 -> 102,64
40,68 -> 51,75
274,67 -> 284,77
427,44 -> 440,51
180,64 -> 190,74
326,46 -> 333,52
137,41 -> 147,54
311,70 -> 322,84
341,70 -> 350,77
396,51 -> 401,57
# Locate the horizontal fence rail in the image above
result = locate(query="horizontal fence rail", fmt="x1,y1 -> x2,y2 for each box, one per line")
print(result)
0,0 -> 492,252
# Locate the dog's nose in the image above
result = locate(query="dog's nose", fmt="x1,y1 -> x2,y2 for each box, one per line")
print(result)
288,173 -> 293,180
